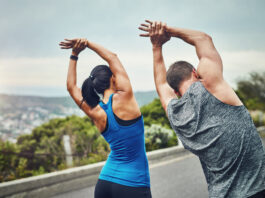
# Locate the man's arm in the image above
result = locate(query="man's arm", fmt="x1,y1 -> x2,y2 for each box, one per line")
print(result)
152,46 -> 176,113
140,20 -> 223,89
165,26 -> 223,89
140,21 -> 176,114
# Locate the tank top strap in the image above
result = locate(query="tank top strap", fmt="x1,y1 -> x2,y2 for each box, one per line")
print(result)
99,94 -> 119,132
106,93 -> 114,109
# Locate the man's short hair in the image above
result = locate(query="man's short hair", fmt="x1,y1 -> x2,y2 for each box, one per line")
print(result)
166,61 -> 194,91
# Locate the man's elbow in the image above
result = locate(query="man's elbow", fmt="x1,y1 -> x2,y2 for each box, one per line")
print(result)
198,33 -> 212,42
192,33 -> 213,49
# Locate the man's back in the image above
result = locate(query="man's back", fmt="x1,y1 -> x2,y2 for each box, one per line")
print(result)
139,20 -> 265,197
167,81 -> 265,198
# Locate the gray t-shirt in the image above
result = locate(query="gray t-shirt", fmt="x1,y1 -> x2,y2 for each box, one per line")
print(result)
167,81 -> 265,198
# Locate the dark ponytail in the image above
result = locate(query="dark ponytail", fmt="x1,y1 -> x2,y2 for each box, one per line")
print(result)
81,65 -> 112,108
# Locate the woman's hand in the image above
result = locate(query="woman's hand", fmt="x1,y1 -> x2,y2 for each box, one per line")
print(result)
59,38 -> 88,56
139,20 -> 171,47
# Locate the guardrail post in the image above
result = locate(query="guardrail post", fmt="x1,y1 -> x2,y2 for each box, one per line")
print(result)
63,135 -> 73,167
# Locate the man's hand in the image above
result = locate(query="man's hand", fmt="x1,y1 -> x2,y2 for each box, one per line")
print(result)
59,38 -> 88,56
139,20 -> 170,47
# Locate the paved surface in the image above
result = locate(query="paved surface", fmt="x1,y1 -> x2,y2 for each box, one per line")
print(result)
52,138 -> 265,198
52,154 -> 208,198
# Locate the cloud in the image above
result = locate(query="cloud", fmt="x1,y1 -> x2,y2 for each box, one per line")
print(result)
1,49 -> 264,96
1,0 -> 265,95
221,50 -> 265,86
1,0 -> 265,58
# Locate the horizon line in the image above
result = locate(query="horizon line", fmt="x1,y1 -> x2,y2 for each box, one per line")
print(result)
0,90 -> 158,98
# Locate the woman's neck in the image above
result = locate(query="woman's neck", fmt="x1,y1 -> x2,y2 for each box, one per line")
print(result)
102,88 -> 115,104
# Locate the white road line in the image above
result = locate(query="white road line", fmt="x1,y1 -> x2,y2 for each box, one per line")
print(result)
150,154 -> 194,169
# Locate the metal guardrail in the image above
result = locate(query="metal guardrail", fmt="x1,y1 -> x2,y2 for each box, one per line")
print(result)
0,145 -> 188,198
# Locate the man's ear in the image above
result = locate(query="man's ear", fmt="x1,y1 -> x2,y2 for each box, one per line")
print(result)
192,69 -> 199,79
174,90 -> 181,97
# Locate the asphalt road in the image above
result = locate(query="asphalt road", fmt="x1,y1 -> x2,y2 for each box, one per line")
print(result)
52,137 -> 265,198
52,154 -> 208,198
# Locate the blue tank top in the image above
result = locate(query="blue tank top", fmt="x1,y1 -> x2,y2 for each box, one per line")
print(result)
98,94 -> 150,187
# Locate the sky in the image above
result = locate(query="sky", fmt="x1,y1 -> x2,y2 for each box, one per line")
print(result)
0,0 -> 265,96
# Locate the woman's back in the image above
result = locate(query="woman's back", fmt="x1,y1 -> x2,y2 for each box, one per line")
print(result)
60,38 -> 152,198
99,94 -> 150,187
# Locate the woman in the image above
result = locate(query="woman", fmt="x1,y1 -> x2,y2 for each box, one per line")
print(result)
59,38 -> 152,198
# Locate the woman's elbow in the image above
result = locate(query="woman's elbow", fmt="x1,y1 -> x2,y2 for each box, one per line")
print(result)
107,52 -> 118,61
66,83 -> 74,93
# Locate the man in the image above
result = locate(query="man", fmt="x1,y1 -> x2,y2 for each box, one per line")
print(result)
139,20 -> 265,198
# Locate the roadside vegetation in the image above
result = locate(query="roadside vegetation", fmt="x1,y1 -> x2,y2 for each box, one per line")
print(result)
0,99 -> 176,182
0,71 -> 264,182
236,72 -> 265,127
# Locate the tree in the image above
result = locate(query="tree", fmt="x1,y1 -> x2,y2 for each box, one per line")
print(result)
236,72 -> 265,111
0,140 -> 18,182
141,98 -> 171,128
0,115 -> 110,182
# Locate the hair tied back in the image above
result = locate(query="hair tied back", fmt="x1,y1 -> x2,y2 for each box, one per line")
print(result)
90,75 -> 95,80
94,88 -> 104,101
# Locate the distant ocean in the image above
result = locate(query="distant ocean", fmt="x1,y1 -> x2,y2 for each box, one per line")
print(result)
0,85 -> 157,99
0,86 -> 68,97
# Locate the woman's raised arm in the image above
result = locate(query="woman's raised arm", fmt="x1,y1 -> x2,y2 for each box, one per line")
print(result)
64,39 -> 133,97
59,38 -> 98,118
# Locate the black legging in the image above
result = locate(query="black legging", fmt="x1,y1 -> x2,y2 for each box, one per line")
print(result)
248,189 -> 265,198
94,179 -> 152,198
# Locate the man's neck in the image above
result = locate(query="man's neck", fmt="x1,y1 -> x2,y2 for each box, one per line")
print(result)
179,78 -> 199,97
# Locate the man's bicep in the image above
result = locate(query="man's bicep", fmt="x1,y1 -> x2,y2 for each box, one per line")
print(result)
197,57 -> 223,87
195,34 -> 221,61
195,37 -> 223,86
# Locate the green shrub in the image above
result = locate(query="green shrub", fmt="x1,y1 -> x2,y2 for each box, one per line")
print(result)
250,111 -> 265,127
145,124 -> 178,151
141,99 -> 171,128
